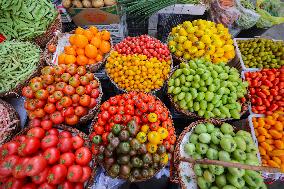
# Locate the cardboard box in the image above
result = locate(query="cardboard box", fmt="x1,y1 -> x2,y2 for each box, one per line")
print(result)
67,5 -> 120,26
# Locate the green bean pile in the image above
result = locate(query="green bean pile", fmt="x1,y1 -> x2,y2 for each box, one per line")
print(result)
0,0 -> 57,40
0,41 -> 41,93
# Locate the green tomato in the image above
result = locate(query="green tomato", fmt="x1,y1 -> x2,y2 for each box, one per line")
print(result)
228,166 -> 245,177
197,176 -> 211,189
243,170 -> 263,187
203,170 -> 215,183
184,142 -> 195,155
196,92 -> 205,101
233,149 -> 247,161
196,143 -> 208,154
234,136 -> 247,151
208,165 -> 224,175
199,133 -> 211,144
218,151 -> 231,161
216,175 -> 227,188
205,91 -> 214,101
195,124 -> 207,134
211,130 -> 224,144
206,123 -> 215,133
194,164 -> 203,176
206,148 -> 218,160
193,102 -> 200,111
227,174 -> 245,188
221,123 -> 234,134
189,133 -> 199,144
220,137 -> 237,153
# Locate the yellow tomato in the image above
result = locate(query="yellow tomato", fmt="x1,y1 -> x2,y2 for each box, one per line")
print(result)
158,127 -> 169,139
148,131 -> 161,144
147,143 -> 157,153
160,153 -> 169,164
136,132 -> 147,143
148,113 -> 158,123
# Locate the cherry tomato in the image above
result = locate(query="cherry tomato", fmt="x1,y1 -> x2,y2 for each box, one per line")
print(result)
43,147 -> 60,165
22,86 -> 34,98
47,164 -> 67,185
75,147 -> 92,166
67,165 -> 83,182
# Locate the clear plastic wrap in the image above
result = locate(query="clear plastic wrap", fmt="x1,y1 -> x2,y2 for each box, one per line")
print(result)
209,0 -> 240,27
235,0 -> 260,29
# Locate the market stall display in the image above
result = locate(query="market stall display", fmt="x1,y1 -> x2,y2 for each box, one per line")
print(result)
22,64 -> 102,127
63,0 -> 117,8
236,38 -> 284,69
174,120 -> 267,189
89,92 -> 176,181
0,0 -> 61,48
0,99 -> 20,145
45,26 -> 112,72
167,58 -> 248,120
0,41 -> 44,97
106,35 -> 172,92
168,20 -> 235,64
251,113 -> 284,171
244,67 -> 284,115
0,125 -> 95,189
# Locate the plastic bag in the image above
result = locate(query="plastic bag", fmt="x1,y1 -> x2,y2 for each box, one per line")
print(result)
209,0 -> 240,27
256,0 -> 284,28
235,0 -> 260,29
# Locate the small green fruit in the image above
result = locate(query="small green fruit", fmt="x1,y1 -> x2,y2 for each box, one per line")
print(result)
233,149 -> 247,161
220,123 -> 234,134
211,130 -> 224,144
197,176 -> 211,189
195,124 -> 207,134
189,134 -> 199,144
196,143 -> 209,154
227,174 -> 245,188
218,151 -> 231,161
234,136 -> 246,151
206,123 -> 215,133
203,170 -> 215,183
215,175 -> 227,188
184,142 -> 195,155
208,165 -> 224,175
193,164 -> 203,176
220,137 -> 237,152
222,185 -> 237,189
199,133 -> 211,144
206,148 -> 218,160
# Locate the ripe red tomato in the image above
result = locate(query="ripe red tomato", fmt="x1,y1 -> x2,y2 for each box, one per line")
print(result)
18,137 -> 40,156
63,85 -> 75,95
27,127 -> 45,139
59,131 -> 72,138
4,177 -> 25,189
34,108 -> 46,118
125,104 -> 135,115
85,85 -> 92,94
50,111 -> 64,124
22,183 -> 37,189
0,155 -> 19,177
60,153 -> 75,167
102,101 -> 110,110
71,94 -> 80,103
72,136 -> 84,149
22,86 -> 34,98
34,99 -> 46,108
89,80 -> 99,88
46,128 -> 59,136
60,96 -> 73,108
12,157 -> 29,178
88,98 -> 97,108
0,141 -> 19,160
40,120 -> 53,130
58,138 -> 73,153
48,95 -> 57,103
65,115 -> 79,125
76,86 -> 86,95
58,181 -> 74,189
69,77 -> 80,88
66,64 -> 77,75
108,106 -> 117,115
85,73 -> 94,81
75,147 -> 92,166
74,183 -> 84,189
74,106 -> 87,117
147,102 -> 156,112
53,65 -> 64,75
61,73 -> 72,82
67,165 -> 83,182
79,76 -> 89,85
24,156 -> 47,176
122,114 -> 131,124
79,166 -> 91,183
41,135 -> 59,150
117,106 -> 125,115
39,182 -> 56,189
42,74 -> 55,85
101,111 -> 110,120
30,81 -> 43,92
94,126 -> 104,135
47,164 -> 67,185
31,167 -> 49,184
44,103 -> 56,114
43,147 -> 60,165
109,96 -> 118,105
62,107 -> 75,117
77,66 -> 86,75
53,91 -> 64,101
113,114 -> 122,123
35,89 -> 49,100
79,95 -> 91,107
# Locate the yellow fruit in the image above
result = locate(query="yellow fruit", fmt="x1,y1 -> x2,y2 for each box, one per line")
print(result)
178,36 -> 187,43
188,46 -> 198,54
179,28 -> 188,36
200,35 -> 211,44
186,26 -> 197,34
223,44 -> 234,52
183,41 -> 192,49
168,40 -> 176,46
195,30 -> 204,37
175,50 -> 183,57
177,44 -> 184,51
206,45 -> 216,55
195,41 -> 205,50
213,39 -> 223,47
196,50 -> 205,57
183,21 -> 192,29
183,53 -> 191,60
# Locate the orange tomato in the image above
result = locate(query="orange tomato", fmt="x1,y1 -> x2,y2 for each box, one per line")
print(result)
58,53 -> 66,64
76,48 -> 85,55
64,46 -> 77,56
85,44 -> 98,59
100,40 -> 111,53
257,135 -> 266,143
69,35 -> 76,45
89,26 -> 98,35
101,30 -> 111,41
269,129 -> 282,139
88,58 -> 96,65
96,54 -> 103,62
74,34 -> 88,49
75,27 -> 85,35
90,37 -> 101,48
76,55 -> 88,66
64,55 -> 76,64
48,44 -> 56,53
275,140 -> 284,149
83,29 -> 94,41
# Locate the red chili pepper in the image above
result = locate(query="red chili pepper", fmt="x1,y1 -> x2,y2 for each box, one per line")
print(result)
0,34 -> 5,43
251,107 -> 258,113
256,97 -> 263,105
262,80 -> 273,87
251,80 -> 258,87
269,104 -> 279,112
275,95 -> 282,101
263,99 -> 270,107
277,101 -> 284,107
270,89 -> 278,96
262,89 -> 270,96
267,95 -> 273,102
249,88 -> 256,95
256,91 -> 266,99
272,78 -> 279,86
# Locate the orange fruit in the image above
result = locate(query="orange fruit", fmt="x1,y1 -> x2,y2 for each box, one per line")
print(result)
97,49 -> 103,55
76,48 -> 85,55
100,41 -> 111,53
64,54 -> 76,64
88,58 -> 96,65
89,26 -> 98,35
96,54 -> 103,62
83,29 -> 94,41
90,37 -> 101,48
75,27 -> 85,35
85,44 -> 97,59
58,53 -> 66,64
101,30 -> 111,41
95,32 -> 101,38
74,34 -> 88,49
64,46 -> 76,56
69,35 -> 76,45
76,55 -> 88,66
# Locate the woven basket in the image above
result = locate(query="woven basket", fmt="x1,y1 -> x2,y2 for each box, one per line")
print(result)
173,119 -> 255,189
167,65 -> 248,121
13,124 -> 96,188
0,49 -> 45,98
34,13 -> 62,48
0,99 -> 21,145
44,31 -> 113,73
89,92 -> 175,182
105,51 -> 173,94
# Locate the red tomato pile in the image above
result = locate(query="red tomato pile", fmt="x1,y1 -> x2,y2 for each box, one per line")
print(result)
89,92 -> 176,154
0,127 -> 92,189
22,64 -> 101,128
114,35 -> 171,62
245,66 -> 284,114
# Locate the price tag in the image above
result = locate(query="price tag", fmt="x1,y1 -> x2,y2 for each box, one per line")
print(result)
0,34 -> 6,43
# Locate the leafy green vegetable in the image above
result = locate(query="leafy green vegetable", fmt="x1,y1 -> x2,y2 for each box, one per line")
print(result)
0,41 -> 41,93
0,0 -> 57,40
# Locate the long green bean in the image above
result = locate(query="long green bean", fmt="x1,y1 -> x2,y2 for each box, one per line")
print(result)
0,41 -> 40,93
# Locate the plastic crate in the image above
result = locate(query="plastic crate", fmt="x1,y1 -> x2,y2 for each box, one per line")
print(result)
248,115 -> 284,180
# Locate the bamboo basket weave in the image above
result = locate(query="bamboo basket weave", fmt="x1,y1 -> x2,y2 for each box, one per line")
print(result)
13,124 -> 96,189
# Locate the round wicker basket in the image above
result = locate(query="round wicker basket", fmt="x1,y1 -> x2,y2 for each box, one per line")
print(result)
0,99 -> 21,145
